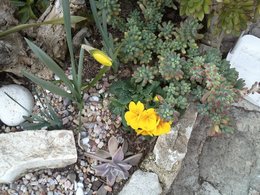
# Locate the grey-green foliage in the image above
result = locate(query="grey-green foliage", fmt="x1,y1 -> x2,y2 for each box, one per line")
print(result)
108,0 -> 245,132
96,0 -> 121,22
133,65 -> 158,86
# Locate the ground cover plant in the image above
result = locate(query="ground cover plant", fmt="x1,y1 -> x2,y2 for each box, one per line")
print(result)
179,0 -> 260,35
105,0 -> 245,134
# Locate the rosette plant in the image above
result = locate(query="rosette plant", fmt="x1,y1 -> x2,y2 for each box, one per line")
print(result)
85,136 -> 142,186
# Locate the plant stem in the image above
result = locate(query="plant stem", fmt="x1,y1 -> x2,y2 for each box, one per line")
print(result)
77,47 -> 85,91
77,102 -> 83,131
82,66 -> 110,91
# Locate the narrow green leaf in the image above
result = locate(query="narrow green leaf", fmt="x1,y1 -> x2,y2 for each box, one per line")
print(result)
0,16 -> 86,38
23,71 -> 73,99
61,0 -> 77,83
10,0 -> 26,7
77,47 -> 85,90
24,38 -> 76,94
21,121 -> 50,130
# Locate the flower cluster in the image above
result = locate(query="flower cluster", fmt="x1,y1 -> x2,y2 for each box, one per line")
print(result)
124,101 -> 171,136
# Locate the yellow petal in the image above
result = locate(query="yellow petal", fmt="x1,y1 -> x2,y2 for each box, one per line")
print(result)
153,121 -> 171,136
129,101 -> 144,114
136,101 -> 145,112
125,111 -> 139,130
92,49 -> 112,66
139,108 -> 157,130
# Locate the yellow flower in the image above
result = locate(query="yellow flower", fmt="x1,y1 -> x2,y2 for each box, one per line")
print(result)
135,128 -> 154,136
91,49 -> 112,66
82,44 -> 112,66
153,118 -> 171,136
153,95 -> 159,102
139,108 -> 157,130
125,101 -> 144,130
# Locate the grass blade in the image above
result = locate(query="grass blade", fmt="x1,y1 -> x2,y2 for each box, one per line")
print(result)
61,0 -> 77,83
23,71 -> 73,99
77,46 -> 85,90
21,121 -> 50,130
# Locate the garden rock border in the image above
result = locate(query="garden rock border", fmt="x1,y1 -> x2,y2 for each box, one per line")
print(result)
0,130 -> 77,183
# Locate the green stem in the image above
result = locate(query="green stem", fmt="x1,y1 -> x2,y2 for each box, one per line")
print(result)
77,102 -> 83,131
82,66 -> 110,91
77,47 -> 85,91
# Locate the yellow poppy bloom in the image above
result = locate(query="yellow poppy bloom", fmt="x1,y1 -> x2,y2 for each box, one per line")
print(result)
153,119 -> 171,136
135,128 -> 153,136
124,101 -> 144,130
139,108 -> 157,130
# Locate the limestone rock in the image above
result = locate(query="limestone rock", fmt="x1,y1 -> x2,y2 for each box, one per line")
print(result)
0,84 -> 34,126
0,130 -> 77,183
119,170 -> 162,195
141,104 -> 198,193
153,103 -> 198,171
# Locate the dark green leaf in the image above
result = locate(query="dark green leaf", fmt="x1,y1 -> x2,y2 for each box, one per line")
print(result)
24,38 -> 75,94
23,71 -> 73,99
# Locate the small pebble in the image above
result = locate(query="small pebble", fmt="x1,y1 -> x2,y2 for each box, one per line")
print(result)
97,142 -> 104,149
89,96 -> 100,102
104,185 -> 112,192
81,137 -> 90,145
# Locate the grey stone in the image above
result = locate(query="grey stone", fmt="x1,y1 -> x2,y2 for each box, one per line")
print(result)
0,130 -> 77,183
196,182 -> 221,195
169,107 -> 260,195
119,170 -> 162,195
142,104 -> 198,193
233,98 -> 260,112
153,103 -> 197,171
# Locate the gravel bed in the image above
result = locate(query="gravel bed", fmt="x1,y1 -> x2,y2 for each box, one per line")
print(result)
0,74 -> 129,195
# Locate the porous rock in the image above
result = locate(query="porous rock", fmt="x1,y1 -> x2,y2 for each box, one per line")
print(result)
0,84 -> 34,126
119,170 -> 162,195
0,130 -> 77,183
153,103 -> 197,171
141,103 -> 198,193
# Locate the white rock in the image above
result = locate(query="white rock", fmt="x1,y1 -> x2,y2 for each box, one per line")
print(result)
119,170 -> 162,195
0,84 -> 34,126
227,35 -> 260,107
89,96 -> 99,102
0,130 -> 77,183
153,104 -> 198,171
81,137 -> 89,145
76,182 -> 84,195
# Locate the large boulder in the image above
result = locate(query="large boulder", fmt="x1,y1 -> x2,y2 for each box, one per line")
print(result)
0,130 -> 77,183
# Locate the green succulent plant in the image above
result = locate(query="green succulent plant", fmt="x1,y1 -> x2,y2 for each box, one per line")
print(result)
108,2 -> 245,133
158,21 -> 175,40
85,136 -> 142,186
179,0 -> 260,35
96,0 -> 121,22
179,0 -> 212,21
214,0 -> 256,34
133,65 -> 158,86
